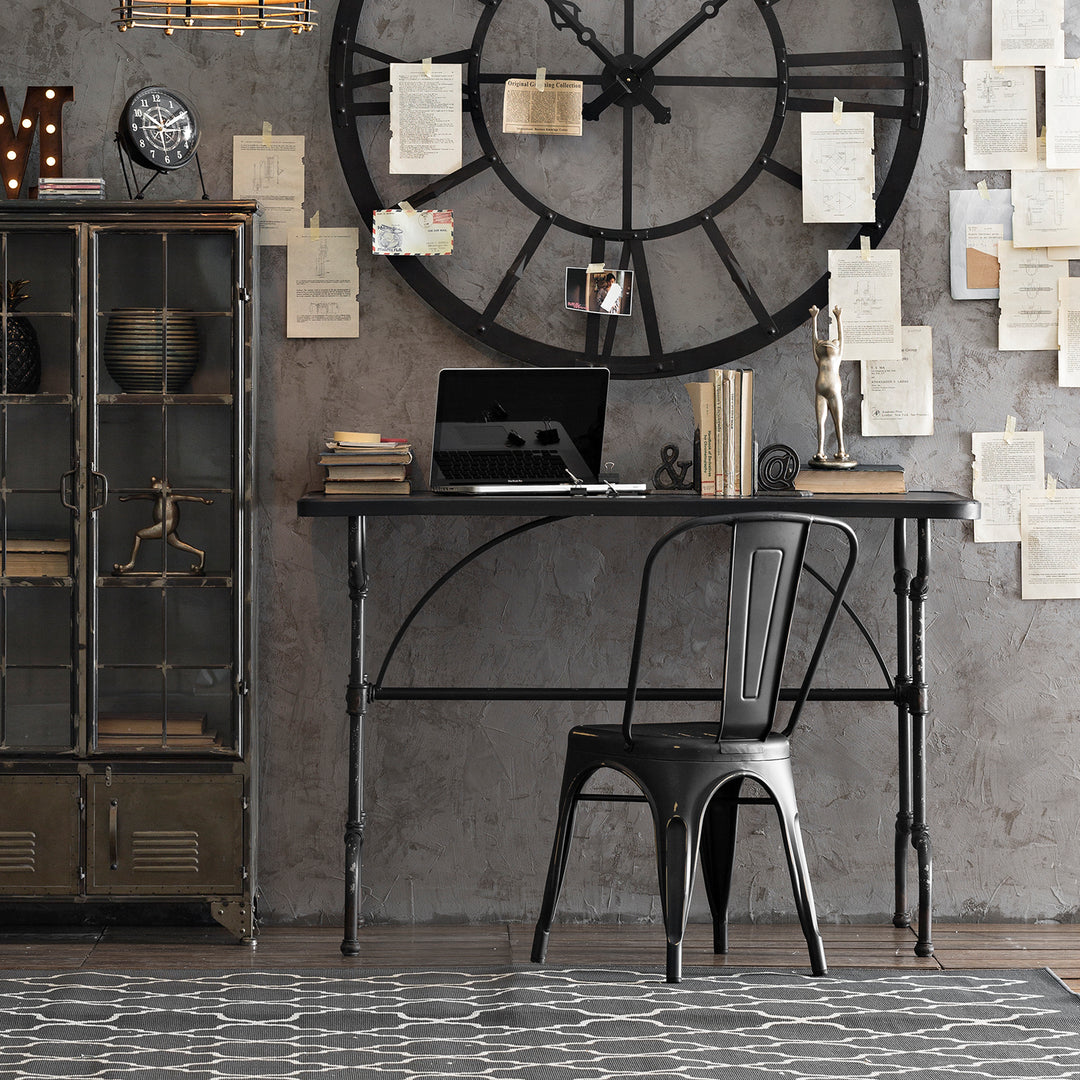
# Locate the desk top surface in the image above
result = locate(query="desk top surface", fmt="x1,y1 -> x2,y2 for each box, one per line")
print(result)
298,490 -> 979,521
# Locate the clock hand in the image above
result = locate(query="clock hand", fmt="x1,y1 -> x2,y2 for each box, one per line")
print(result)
583,0 -> 728,121
541,0 -> 672,124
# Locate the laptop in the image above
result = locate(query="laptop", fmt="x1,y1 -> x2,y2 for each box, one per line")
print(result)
429,367 -> 644,495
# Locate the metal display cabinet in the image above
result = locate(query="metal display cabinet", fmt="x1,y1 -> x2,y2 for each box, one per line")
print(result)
0,202 -> 258,942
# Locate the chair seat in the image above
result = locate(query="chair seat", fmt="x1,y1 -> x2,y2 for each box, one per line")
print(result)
569,723 -> 792,763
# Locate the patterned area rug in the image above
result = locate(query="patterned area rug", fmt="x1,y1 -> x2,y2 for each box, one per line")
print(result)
1,966 -> 1078,1079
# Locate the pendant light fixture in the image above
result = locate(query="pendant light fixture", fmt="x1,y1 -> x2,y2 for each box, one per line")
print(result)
114,1 -> 316,35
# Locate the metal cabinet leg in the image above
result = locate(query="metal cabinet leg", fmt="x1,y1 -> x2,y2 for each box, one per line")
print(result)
910,520 -> 933,958
342,515 -> 368,956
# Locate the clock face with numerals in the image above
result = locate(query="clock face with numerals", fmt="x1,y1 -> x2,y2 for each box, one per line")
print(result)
119,86 -> 201,173
330,0 -> 926,378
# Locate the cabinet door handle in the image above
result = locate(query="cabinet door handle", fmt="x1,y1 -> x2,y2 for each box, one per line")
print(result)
109,799 -> 119,870
60,469 -> 78,514
90,471 -> 108,513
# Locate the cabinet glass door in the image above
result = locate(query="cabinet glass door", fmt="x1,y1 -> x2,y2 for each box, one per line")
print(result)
0,228 -> 79,752
91,226 -> 243,756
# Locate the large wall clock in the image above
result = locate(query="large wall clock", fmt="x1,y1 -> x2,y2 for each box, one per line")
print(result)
330,0 -> 927,378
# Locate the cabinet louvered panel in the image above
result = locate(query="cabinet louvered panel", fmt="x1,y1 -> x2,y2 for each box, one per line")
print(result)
87,774 -> 243,894
0,776 -> 80,894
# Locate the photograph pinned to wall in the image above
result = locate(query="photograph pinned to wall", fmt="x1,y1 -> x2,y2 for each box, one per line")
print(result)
565,268 -> 634,316
949,188 -> 1013,299
372,209 -> 453,256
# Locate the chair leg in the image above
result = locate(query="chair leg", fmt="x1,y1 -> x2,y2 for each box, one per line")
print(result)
768,769 -> 827,976
700,778 -> 743,955
651,793 -> 705,984
531,763 -> 593,964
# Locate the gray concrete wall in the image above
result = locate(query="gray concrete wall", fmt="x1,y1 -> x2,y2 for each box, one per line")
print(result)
6,0 -> 1080,927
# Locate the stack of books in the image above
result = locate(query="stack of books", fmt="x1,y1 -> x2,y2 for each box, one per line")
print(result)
5,538 -> 70,576
321,430 -> 412,494
37,177 -> 106,200
684,369 -> 754,497
96,712 -> 220,750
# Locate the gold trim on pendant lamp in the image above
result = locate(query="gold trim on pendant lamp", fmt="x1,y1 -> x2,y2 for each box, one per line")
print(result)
114,0 -> 316,35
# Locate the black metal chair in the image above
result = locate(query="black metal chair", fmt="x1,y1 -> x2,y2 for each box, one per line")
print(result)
531,512 -> 859,983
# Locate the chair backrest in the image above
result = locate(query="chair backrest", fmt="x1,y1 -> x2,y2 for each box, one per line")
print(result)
622,513 -> 859,746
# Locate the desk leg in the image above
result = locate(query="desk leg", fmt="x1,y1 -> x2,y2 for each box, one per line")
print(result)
892,521 -> 913,929
910,520 -> 934,957
342,515 -> 368,956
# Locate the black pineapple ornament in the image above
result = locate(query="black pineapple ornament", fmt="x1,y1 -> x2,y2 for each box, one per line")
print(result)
4,279 -> 41,393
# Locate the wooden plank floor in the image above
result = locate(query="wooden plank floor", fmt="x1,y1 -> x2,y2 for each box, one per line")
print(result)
1,922 -> 1079,991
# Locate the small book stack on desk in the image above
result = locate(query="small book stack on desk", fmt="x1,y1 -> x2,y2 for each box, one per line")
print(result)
793,463 -> 906,494
685,368 -> 754,496
320,431 -> 413,495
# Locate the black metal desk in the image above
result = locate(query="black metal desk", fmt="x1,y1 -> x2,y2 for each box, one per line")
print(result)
297,490 -> 979,958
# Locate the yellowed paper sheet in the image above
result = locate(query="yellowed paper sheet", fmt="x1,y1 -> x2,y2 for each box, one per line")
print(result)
972,429 -> 1044,542
800,111 -> 876,223
992,0 -> 1064,67
389,63 -> 462,175
1010,166 -> 1080,248
963,61 -> 1038,171
997,240 -> 1062,351
1045,64 -> 1080,169
1021,487 -> 1080,599
286,227 -> 359,339
827,248 -> 902,361
231,134 -> 305,246
502,78 -> 582,135
1056,276 -> 1080,387
860,326 -> 933,437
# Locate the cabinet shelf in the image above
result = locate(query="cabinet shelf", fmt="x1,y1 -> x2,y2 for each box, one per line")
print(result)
96,574 -> 234,588
96,394 -> 236,406
0,393 -> 73,405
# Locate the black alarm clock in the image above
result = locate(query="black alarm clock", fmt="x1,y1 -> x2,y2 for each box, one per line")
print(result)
118,86 -> 201,172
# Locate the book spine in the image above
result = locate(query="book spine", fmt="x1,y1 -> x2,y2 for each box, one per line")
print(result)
740,369 -> 754,496
712,368 -> 725,498
686,381 -> 716,497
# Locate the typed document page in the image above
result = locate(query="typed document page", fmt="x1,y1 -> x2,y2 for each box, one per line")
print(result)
1021,488 -> 1080,599
997,241 -> 1062,351
963,61 -> 1038,171
860,325 -> 934,437
286,227 -> 360,338
971,429 -> 1044,542
800,111 -> 876,223
389,63 -> 462,175
232,134 -> 305,246
1010,166 -> 1080,248
826,248 -> 902,361
992,0 -> 1064,67
1045,65 -> 1080,169
1057,277 -> 1080,386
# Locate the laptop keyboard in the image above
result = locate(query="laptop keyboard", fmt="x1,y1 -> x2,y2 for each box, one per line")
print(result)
436,449 -> 569,482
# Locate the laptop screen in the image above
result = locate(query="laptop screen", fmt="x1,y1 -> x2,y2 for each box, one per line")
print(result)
431,367 -> 609,488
